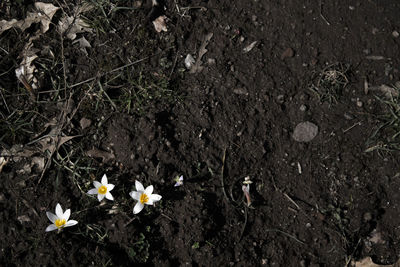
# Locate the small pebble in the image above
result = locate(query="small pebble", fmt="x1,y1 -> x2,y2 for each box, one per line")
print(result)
356,99 -> 363,107
207,58 -> 216,65
393,30 -> 399,38
277,94 -> 285,104
281,47 -> 295,60
299,104 -> 307,111
292,121 -> 318,142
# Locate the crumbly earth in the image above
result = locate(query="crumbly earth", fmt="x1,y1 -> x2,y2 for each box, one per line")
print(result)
1,0 -> 400,266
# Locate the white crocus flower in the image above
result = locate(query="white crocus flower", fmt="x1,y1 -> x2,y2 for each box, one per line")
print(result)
87,174 -> 115,201
129,180 -> 162,214
46,203 -> 78,232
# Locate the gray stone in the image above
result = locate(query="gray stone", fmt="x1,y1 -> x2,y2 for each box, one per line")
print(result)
292,121 -> 318,142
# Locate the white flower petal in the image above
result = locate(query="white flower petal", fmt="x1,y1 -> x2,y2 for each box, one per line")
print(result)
45,224 -> 58,232
63,209 -> 71,221
135,180 -> 144,192
150,194 -> 162,202
133,202 -> 144,214
147,194 -> 162,205
65,220 -> 78,227
105,192 -> 114,201
87,188 -> 98,195
129,191 -> 141,201
46,212 -> 57,223
55,203 -> 63,218
98,194 -> 105,201
93,181 -> 101,188
101,174 -> 108,185
107,184 -> 115,191
144,185 -> 154,196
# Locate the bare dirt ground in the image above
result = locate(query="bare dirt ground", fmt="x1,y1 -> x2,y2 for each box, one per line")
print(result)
1,0 -> 400,266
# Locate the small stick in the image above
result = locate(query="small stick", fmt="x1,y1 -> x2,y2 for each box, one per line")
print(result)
220,148 -> 230,202
343,121 -> 362,133
283,192 -> 301,210
319,0 -> 331,26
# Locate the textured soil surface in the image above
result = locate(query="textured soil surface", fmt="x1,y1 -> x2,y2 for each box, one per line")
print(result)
1,0 -> 400,266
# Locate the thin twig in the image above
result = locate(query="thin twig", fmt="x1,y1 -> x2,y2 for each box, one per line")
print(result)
319,0 -> 331,26
343,121 -> 362,133
168,53 -> 179,80
283,192 -> 301,210
60,32 -> 68,98
220,148 -> 230,202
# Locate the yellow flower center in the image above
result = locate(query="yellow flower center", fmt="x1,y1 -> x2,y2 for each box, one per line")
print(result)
98,185 -> 107,194
140,193 -> 149,204
55,219 -> 66,228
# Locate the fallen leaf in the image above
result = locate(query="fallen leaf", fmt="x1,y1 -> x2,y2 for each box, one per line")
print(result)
0,2 -> 59,34
32,157 -> 45,171
15,36 -> 40,92
153,15 -> 167,33
190,33 -> 213,73
368,84 -> 399,98
352,257 -> 400,267
86,147 -> 115,163
0,156 -> 7,173
79,117 -> 92,129
0,145 -> 36,162
73,36 -> 92,55
39,135 -> 78,155
58,16 -> 92,40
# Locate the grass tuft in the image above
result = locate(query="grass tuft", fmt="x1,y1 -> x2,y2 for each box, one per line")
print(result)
309,63 -> 350,105
366,84 -> 400,152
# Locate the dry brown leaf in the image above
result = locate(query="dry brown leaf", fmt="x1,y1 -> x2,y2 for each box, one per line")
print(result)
190,33 -> 213,73
86,148 -> 115,163
353,257 -> 400,267
15,35 -> 40,92
32,157 -> 45,171
0,156 -> 7,173
0,2 -> 59,34
153,15 -> 167,33
368,84 -> 399,98
73,36 -> 92,55
58,16 -> 92,40
39,135 -> 78,155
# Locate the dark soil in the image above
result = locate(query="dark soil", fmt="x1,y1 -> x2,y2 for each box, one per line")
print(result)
1,0 -> 400,266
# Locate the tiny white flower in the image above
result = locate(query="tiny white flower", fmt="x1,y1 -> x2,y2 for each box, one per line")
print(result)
45,203 -> 78,232
129,180 -> 162,214
174,175 -> 184,187
87,174 -> 115,202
